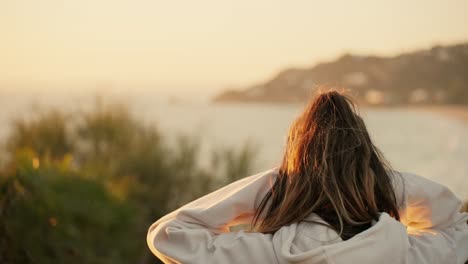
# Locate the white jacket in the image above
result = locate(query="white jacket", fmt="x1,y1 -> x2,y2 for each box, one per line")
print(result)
147,167 -> 468,264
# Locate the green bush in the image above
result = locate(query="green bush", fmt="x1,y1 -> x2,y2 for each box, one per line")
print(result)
0,101 -> 256,264
0,150 -> 137,264
7,110 -> 73,161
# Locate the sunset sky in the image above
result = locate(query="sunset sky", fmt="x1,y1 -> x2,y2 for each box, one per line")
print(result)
1,0 -> 467,95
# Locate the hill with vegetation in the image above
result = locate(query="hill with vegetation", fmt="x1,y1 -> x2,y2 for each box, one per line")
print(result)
213,43 -> 468,105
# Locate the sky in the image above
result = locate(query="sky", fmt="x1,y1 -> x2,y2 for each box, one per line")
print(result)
1,0 -> 467,95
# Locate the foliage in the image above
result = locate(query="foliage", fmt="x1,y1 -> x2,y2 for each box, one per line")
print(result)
7,110 -> 73,161
0,101 -> 256,264
0,150 -> 137,264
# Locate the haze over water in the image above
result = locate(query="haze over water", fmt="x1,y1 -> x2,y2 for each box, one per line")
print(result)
1,92 -> 466,200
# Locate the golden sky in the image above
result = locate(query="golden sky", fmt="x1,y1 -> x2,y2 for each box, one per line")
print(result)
1,0 -> 467,93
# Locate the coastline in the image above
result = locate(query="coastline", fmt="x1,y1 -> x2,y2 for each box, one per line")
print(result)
359,104 -> 468,125
214,101 -> 468,125
404,105 -> 468,125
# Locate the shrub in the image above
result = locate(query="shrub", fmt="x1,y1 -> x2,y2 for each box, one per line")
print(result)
0,100 -> 256,264
0,150 -> 137,264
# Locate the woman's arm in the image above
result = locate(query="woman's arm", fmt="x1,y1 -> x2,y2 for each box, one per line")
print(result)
394,171 -> 465,229
405,218 -> 468,264
147,168 -> 467,263
146,167 -> 280,264
394,171 -> 468,262
148,219 -> 279,264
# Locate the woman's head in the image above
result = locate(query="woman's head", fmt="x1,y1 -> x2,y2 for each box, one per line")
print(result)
252,89 -> 400,239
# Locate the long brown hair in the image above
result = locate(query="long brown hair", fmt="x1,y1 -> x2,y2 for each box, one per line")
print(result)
252,90 -> 400,240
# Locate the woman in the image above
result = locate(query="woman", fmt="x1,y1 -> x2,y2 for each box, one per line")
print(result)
147,90 -> 468,263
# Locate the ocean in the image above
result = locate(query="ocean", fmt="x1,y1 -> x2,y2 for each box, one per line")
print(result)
0,92 -> 466,200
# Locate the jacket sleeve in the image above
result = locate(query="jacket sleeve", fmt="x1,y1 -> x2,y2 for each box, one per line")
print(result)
394,171 -> 468,263
405,220 -> 468,264
146,167 -> 281,264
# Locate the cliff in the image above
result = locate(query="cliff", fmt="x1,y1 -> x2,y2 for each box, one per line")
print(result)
213,43 -> 468,105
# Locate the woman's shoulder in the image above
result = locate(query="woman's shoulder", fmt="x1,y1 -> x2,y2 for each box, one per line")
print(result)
388,169 -> 457,198
388,169 -> 464,230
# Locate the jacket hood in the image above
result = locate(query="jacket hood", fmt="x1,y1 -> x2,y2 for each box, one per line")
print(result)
272,212 -> 407,263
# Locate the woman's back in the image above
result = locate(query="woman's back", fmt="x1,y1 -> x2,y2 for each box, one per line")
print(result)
252,90 -> 400,240
147,90 -> 468,263
147,167 -> 468,263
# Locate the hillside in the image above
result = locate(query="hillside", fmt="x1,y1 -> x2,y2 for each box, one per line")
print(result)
213,43 -> 468,105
